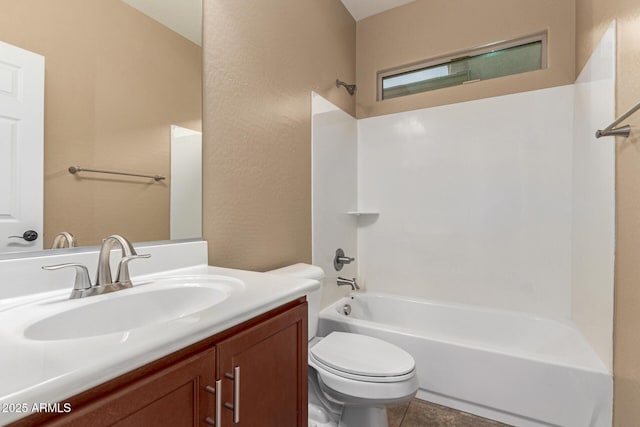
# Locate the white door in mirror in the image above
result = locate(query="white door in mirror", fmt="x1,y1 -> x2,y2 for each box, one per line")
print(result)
0,41 -> 44,253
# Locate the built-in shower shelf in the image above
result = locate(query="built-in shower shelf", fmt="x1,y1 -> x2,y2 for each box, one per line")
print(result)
346,211 -> 379,216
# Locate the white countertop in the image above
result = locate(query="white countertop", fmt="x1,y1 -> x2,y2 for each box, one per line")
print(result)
0,263 -> 319,425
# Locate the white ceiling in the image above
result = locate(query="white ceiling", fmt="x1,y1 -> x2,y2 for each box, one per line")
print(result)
120,0 -> 414,45
120,0 -> 201,46
340,0 -> 416,21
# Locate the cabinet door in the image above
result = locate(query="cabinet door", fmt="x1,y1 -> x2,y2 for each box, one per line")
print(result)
48,348 -> 217,427
217,302 -> 308,427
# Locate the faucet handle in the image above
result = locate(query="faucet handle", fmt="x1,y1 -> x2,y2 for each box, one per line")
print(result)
333,248 -> 355,271
42,263 -> 92,299
115,254 -> 151,287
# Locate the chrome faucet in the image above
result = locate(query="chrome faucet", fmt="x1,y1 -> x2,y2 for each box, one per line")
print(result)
42,234 -> 150,299
50,231 -> 77,249
337,277 -> 359,291
95,235 -> 150,288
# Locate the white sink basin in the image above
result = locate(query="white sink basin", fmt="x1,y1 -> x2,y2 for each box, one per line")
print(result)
23,275 -> 242,341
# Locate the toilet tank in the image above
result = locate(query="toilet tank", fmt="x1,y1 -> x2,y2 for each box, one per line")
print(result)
266,263 -> 324,341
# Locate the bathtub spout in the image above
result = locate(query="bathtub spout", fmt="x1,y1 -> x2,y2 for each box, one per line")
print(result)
337,277 -> 359,290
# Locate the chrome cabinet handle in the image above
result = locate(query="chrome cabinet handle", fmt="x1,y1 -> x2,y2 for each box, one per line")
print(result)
205,380 -> 222,426
233,367 -> 240,423
224,367 -> 240,423
215,379 -> 222,426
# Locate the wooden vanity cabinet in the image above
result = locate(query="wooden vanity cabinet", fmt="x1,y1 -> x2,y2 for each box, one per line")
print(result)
10,298 -> 307,427
45,348 -> 217,427
217,298 -> 308,426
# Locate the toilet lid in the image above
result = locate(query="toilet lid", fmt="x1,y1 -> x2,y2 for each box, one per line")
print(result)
310,332 -> 415,378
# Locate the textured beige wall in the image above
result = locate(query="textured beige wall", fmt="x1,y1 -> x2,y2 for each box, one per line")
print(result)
576,1 -> 640,425
0,0 -> 202,248
356,0 -> 575,118
202,0 -> 355,271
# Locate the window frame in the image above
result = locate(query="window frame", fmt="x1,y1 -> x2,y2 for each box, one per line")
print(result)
376,31 -> 548,101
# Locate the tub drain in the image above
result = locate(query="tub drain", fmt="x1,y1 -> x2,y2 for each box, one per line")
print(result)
343,304 -> 351,315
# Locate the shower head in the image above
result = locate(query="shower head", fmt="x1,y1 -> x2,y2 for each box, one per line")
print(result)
336,79 -> 357,96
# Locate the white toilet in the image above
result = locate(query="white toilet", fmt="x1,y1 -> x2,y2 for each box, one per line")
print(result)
268,263 -> 418,427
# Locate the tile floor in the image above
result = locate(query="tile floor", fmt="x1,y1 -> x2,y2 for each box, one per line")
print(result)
387,399 -> 511,427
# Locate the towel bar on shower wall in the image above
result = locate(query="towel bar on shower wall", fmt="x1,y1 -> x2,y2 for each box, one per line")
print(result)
595,100 -> 640,138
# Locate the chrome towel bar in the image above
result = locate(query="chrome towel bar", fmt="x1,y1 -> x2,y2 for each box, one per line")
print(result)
596,101 -> 640,138
68,166 -> 165,181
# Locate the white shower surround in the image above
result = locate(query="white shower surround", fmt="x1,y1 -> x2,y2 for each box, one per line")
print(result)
570,22 -> 616,370
311,93 -> 359,307
353,24 -> 616,371
357,85 -> 575,319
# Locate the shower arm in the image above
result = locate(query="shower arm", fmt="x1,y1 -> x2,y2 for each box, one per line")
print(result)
336,79 -> 357,96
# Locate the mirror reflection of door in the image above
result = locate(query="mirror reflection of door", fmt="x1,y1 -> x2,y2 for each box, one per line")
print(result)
0,1 -> 202,253
0,41 -> 44,253
170,125 -> 202,240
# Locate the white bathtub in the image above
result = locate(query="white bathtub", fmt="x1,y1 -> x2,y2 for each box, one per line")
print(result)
318,293 -> 612,427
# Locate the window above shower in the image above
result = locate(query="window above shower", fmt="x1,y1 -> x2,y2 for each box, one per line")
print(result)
377,32 -> 547,100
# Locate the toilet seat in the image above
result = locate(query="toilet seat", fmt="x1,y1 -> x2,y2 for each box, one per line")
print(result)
310,332 -> 415,380
309,332 -> 418,403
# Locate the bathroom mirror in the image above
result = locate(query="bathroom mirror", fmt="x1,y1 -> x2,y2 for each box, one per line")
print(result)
0,0 -> 202,253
